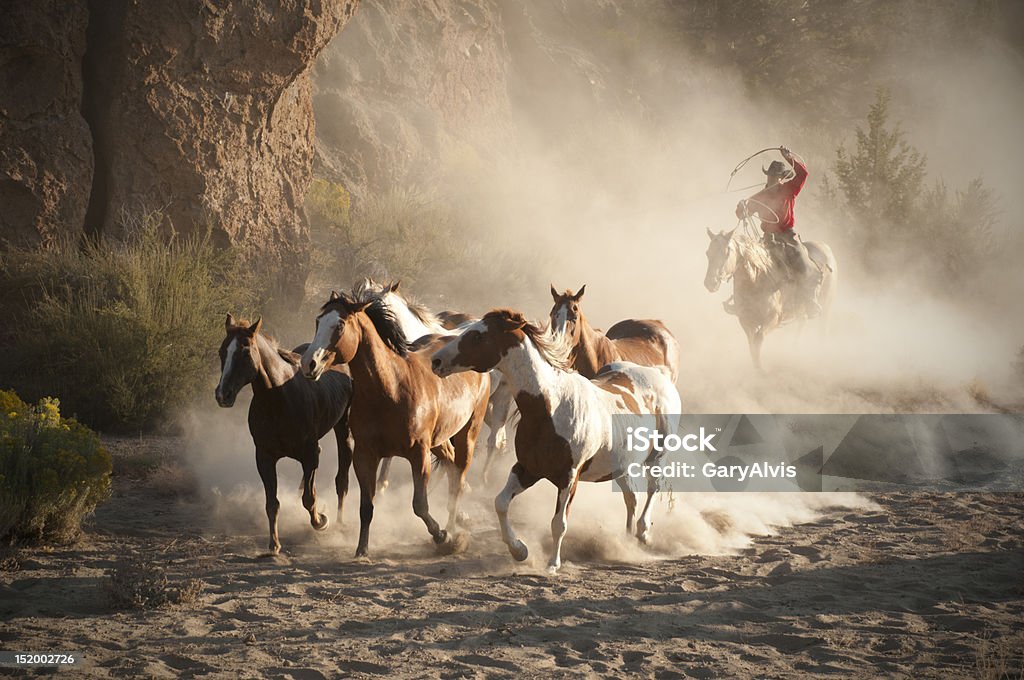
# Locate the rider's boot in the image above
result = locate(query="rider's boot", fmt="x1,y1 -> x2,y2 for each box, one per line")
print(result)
802,274 -> 823,319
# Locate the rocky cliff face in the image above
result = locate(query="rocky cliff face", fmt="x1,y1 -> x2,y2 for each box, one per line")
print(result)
312,0 -> 645,201
2,0 -> 359,294
0,1 -> 93,246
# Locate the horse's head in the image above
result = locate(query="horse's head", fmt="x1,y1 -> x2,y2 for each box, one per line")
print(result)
549,284 -> 586,342
431,309 -> 529,377
216,314 -> 264,407
704,227 -> 739,293
302,291 -> 370,380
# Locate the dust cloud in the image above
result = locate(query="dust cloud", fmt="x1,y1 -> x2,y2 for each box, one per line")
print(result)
182,6 -> 1024,564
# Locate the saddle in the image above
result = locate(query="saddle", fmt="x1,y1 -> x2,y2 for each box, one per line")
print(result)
761,233 -> 799,279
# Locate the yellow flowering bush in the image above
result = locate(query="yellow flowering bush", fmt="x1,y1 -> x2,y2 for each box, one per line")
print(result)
0,389 -> 112,543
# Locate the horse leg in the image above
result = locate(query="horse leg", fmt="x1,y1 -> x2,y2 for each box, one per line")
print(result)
376,457 -> 392,494
635,476 -> 660,545
334,414 -> 352,526
353,453 -> 379,557
615,476 -> 638,535
747,328 -> 765,371
301,446 -> 329,532
495,463 -> 539,562
410,450 -> 448,546
549,476 -> 579,574
444,426 -> 476,533
255,451 -> 281,555
482,381 -> 514,484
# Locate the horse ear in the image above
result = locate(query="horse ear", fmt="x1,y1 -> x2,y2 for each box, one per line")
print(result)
550,284 -> 559,301
347,299 -> 371,313
706,227 -> 715,239
725,228 -> 737,239
573,285 -> 586,300
249,317 -> 263,336
390,280 -> 401,293
225,313 -> 235,329
329,290 -> 341,301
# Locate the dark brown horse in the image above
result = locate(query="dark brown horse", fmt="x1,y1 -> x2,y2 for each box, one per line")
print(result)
216,315 -> 353,555
301,293 -> 490,557
549,285 -> 680,381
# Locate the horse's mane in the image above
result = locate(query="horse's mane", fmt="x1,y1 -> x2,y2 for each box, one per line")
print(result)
362,298 -> 411,357
733,234 -> 775,277
527,323 -> 574,371
483,310 -> 573,371
351,278 -> 447,333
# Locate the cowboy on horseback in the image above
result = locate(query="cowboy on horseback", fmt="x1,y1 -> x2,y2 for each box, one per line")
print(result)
732,146 -> 822,318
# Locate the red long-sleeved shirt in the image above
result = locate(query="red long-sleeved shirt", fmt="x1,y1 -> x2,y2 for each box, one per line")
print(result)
736,158 -> 808,233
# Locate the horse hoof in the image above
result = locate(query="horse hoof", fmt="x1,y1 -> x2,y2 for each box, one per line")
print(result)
432,529 -> 449,545
436,532 -> 469,555
355,546 -> 368,558
312,513 -> 330,531
456,511 -> 472,528
547,563 -> 561,575
509,540 -> 529,562
637,531 -> 651,545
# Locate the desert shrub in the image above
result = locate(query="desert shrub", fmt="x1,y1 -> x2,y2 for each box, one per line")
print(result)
827,88 -> 1002,288
306,180 -> 538,311
0,211 -> 255,431
0,389 -> 111,544
105,556 -> 203,609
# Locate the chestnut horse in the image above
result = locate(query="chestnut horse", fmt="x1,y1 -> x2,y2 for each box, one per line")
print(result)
354,278 -> 516,486
216,315 -> 353,555
549,285 -> 680,382
431,310 -> 681,573
301,292 -> 490,557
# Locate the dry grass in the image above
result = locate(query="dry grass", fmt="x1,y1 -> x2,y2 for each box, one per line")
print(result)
975,630 -> 1024,680
105,557 -> 204,610
942,516 -> 999,553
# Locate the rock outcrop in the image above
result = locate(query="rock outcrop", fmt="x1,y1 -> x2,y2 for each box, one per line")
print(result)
2,0 -> 359,294
85,0 -> 360,293
312,0 -> 641,201
0,1 -> 93,246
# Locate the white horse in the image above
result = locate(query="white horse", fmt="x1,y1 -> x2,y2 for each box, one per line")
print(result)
704,228 -> 837,369
352,279 -> 517,488
431,309 -> 681,573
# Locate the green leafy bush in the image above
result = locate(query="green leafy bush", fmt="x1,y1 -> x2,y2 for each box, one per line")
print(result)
0,211 -> 255,431
0,390 -> 111,544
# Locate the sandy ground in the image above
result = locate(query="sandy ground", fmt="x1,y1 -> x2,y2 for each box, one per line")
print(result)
1,436 -> 1022,679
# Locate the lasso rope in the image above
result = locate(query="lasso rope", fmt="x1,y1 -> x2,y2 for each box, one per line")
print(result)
725,147 -> 782,192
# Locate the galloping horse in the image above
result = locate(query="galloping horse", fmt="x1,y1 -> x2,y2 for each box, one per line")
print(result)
431,309 -> 681,573
301,292 -> 490,557
704,228 -> 837,369
355,278 -> 517,486
549,285 -> 680,381
216,315 -> 353,555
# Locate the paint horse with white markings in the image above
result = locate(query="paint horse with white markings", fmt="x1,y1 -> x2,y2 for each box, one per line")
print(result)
301,292 -> 490,557
216,315 -> 353,555
431,310 -> 681,573
549,285 -> 680,382
354,278 -> 517,486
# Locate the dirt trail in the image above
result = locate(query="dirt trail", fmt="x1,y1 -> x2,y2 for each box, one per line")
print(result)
1,437 -> 1022,679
